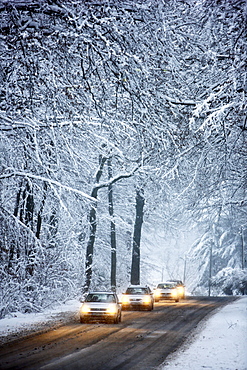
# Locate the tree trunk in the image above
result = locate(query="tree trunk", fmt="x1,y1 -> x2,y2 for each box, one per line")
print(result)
36,182 -> 48,239
13,186 -> 22,218
83,155 -> 140,293
14,180 -> 35,276
47,207 -> 59,248
108,158 -> 117,290
9,184 -> 23,266
131,188 -> 145,285
19,180 -> 34,230
84,155 -> 107,293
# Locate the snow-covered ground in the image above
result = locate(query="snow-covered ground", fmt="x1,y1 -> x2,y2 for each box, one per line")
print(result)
0,297 -> 246,370
0,300 -> 81,344
161,296 -> 247,370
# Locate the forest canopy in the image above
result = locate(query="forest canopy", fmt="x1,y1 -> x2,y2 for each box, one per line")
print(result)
0,0 -> 246,317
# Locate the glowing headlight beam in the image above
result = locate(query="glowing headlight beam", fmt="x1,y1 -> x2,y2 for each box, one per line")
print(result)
106,304 -> 118,315
81,304 -> 90,314
122,296 -> 130,304
154,290 -> 161,298
171,290 -> 178,298
143,295 -> 152,304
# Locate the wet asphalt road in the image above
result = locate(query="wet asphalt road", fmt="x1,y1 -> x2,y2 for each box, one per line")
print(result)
0,296 -> 238,370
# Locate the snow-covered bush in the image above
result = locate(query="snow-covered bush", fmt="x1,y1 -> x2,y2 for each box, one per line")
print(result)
211,267 -> 247,296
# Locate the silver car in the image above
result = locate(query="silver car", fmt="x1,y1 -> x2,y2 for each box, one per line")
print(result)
80,291 -> 122,324
154,282 -> 180,302
121,285 -> 154,311
168,280 -> 185,299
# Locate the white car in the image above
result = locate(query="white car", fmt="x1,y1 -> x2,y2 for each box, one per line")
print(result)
121,285 -> 154,311
80,291 -> 122,324
154,282 -> 180,302
168,280 -> 185,299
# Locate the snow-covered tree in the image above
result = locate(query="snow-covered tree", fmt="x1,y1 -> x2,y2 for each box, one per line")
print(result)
0,0 -> 246,317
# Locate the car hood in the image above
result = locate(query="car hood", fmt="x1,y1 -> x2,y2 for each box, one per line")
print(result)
82,302 -> 117,308
124,294 -> 148,299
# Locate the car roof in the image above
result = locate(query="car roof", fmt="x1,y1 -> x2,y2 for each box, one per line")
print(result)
127,285 -> 149,288
168,280 -> 183,284
87,291 -> 115,295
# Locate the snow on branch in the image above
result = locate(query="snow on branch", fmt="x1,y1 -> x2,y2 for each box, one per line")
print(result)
176,154 -> 203,199
0,116 -> 80,131
0,171 -> 96,202
0,1 -> 70,17
164,95 -> 198,106
92,164 -> 141,193
195,103 -> 234,133
189,85 -> 235,131
0,205 -> 42,246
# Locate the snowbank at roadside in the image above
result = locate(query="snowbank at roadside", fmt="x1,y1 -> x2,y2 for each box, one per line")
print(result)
161,296 -> 247,370
0,300 -> 81,343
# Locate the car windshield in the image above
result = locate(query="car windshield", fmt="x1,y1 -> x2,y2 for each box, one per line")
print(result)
157,283 -> 175,289
169,280 -> 183,286
86,294 -> 116,303
125,287 -> 148,294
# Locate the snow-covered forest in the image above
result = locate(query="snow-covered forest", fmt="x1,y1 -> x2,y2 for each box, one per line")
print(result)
0,0 -> 246,318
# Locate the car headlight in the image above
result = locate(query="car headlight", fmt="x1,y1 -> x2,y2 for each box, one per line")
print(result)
171,289 -> 178,298
143,295 -> 152,304
178,287 -> 184,294
154,290 -> 161,298
81,304 -> 90,314
122,295 -> 129,304
106,304 -> 118,315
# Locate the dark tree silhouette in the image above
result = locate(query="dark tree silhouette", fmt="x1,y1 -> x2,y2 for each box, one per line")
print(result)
131,188 -> 145,285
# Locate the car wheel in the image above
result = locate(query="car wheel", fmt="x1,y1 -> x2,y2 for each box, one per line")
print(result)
80,317 -> 86,323
119,313 -> 122,322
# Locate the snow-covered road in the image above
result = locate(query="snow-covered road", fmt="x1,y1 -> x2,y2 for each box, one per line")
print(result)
161,296 -> 247,370
0,297 -> 246,369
